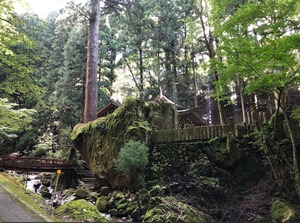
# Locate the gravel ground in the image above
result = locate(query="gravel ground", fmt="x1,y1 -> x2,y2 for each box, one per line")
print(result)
0,186 -> 46,222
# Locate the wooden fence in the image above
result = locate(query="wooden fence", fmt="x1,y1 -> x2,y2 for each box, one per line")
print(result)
152,112 -> 267,143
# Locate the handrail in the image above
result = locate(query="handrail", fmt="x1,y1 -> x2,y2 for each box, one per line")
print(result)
0,156 -> 75,172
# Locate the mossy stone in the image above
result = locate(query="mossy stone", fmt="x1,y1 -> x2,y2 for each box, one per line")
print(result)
271,199 -> 300,222
54,199 -> 108,222
96,196 -> 108,212
90,191 -> 99,201
125,201 -> 138,214
108,208 -> 118,216
40,178 -> 51,187
115,197 -> 126,206
75,188 -> 88,199
107,195 -> 115,209
115,191 -> 124,200
116,202 -> 128,211
116,209 -> 126,217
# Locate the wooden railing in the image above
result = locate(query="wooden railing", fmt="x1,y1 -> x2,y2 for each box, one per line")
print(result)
152,118 -> 260,143
0,156 -> 75,172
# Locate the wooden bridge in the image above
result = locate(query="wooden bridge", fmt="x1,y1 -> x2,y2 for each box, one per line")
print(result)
0,156 -> 75,172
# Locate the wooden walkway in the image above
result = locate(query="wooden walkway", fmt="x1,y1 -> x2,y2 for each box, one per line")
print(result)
0,156 -> 75,172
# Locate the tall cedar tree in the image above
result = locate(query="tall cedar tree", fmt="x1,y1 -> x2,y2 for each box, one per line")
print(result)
84,0 -> 100,123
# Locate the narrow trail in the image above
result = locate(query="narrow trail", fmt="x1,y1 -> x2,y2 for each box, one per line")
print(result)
0,186 -> 46,222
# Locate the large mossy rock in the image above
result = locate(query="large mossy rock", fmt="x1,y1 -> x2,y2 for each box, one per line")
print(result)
271,199 -> 300,222
71,98 -> 174,189
75,188 -> 88,199
143,196 -> 206,222
54,199 -> 108,222
96,196 -> 108,212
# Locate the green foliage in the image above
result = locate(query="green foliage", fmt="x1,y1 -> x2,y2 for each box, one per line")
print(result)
0,7 -> 42,106
215,0 -> 300,102
291,107 -> 300,119
116,140 -> 149,186
271,199 -> 300,222
0,98 -> 36,152
143,196 -> 205,222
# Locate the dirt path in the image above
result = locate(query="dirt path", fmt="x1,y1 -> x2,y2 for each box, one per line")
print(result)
0,186 -> 46,222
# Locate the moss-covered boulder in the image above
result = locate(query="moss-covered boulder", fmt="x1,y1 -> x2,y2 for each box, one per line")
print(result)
96,196 -> 108,212
72,98 -> 174,189
40,177 -> 51,187
271,199 -> 300,222
143,196 -> 206,222
54,199 -> 108,222
75,188 -> 88,199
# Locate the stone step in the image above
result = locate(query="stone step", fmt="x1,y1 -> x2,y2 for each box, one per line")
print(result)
80,169 -> 96,184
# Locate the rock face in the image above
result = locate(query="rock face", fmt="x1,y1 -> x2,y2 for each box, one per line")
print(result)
143,196 -> 206,222
72,98 -> 174,189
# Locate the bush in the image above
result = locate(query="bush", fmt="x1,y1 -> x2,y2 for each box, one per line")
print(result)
116,140 -> 149,187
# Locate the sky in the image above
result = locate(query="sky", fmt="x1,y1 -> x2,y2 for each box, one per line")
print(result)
14,0 -> 87,19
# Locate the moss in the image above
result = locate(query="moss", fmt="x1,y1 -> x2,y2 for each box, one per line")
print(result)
96,196 -> 108,212
144,208 -> 165,222
125,201 -> 138,214
116,202 -> 128,211
115,197 -> 126,206
209,133 -> 243,167
72,98 -> 156,188
71,123 -> 87,140
54,199 -> 108,222
108,208 -> 117,216
271,199 -> 300,222
143,196 -> 206,222
75,188 -> 88,199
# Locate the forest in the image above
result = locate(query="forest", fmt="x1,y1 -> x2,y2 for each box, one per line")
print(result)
0,0 -> 300,221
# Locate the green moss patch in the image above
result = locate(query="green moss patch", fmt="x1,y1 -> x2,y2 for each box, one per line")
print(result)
96,196 -> 108,212
143,196 -> 206,222
271,199 -> 300,222
54,199 -> 108,222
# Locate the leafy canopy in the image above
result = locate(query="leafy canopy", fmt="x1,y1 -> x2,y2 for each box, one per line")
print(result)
0,98 -> 36,147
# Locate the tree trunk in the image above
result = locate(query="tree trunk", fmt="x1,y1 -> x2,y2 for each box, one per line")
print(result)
239,79 -> 246,123
250,94 -> 262,130
198,0 -> 225,125
172,49 -> 179,129
281,104 -> 300,196
139,46 -> 144,100
84,0 -> 100,123
191,50 -> 198,108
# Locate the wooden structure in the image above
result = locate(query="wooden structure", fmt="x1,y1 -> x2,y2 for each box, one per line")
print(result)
97,99 -> 121,118
0,156 -> 75,172
178,108 -> 206,127
154,92 -> 206,127
152,112 -> 270,143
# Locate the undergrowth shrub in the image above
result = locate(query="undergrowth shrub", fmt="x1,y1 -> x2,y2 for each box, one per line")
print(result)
116,140 -> 149,188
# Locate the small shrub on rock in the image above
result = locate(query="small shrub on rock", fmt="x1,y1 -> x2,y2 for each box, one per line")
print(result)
116,140 -> 149,188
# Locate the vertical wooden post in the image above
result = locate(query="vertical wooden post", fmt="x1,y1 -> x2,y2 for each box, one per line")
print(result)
229,118 -> 235,135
